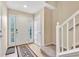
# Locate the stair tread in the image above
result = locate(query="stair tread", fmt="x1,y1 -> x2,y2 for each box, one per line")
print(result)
41,45 -> 56,57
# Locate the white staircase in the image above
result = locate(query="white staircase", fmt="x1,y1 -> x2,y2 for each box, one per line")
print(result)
56,10 -> 79,57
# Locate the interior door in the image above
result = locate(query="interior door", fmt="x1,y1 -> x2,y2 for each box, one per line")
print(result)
8,16 -> 16,47
34,15 -> 41,46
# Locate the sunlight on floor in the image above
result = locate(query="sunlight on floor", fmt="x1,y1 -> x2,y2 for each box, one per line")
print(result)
28,43 -> 46,57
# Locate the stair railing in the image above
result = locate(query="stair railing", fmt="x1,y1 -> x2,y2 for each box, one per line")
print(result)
56,10 -> 79,56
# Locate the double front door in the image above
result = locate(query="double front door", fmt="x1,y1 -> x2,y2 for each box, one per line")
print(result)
8,16 -> 33,47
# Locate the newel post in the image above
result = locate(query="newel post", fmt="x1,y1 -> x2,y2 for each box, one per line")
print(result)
56,22 -> 60,57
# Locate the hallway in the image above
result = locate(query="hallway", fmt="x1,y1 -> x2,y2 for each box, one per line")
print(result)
1,1 -> 79,57
0,1 -> 54,57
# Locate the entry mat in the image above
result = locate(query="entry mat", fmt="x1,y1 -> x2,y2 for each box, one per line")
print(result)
18,45 -> 36,57
6,46 -> 15,55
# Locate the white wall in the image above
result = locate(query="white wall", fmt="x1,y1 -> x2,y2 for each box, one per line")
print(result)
0,2 -> 8,56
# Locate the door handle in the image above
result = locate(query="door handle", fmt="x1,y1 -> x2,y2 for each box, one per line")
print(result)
16,29 -> 18,33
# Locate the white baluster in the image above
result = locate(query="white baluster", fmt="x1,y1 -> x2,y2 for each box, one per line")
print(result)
61,27 -> 64,52
73,17 -> 76,49
67,23 -> 69,50
56,22 -> 60,57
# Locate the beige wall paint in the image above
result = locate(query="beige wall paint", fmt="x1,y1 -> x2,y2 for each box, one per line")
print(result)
45,1 -> 58,44
44,7 -> 53,45
8,9 -> 33,46
57,2 -> 79,24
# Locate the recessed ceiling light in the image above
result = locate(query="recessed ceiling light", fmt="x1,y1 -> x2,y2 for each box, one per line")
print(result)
24,5 -> 27,8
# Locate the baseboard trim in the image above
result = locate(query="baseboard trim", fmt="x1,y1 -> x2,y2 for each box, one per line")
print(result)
52,42 -> 56,45
45,42 -> 56,46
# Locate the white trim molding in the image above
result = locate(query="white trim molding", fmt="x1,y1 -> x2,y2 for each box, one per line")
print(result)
44,3 -> 56,10
45,42 -> 56,46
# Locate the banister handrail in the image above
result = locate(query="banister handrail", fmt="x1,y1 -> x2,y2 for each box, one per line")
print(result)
60,10 -> 79,27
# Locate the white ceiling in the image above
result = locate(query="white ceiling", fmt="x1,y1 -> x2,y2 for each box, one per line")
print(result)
6,1 -> 44,14
6,1 -> 55,14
